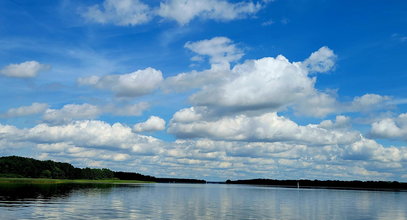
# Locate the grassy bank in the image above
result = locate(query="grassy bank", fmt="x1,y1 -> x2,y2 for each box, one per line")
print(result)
0,177 -> 153,184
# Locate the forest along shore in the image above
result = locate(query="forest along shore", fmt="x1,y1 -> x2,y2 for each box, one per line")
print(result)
0,156 -> 205,184
0,177 -> 152,184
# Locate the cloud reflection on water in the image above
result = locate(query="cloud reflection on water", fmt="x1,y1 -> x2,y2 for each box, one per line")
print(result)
0,183 -> 406,220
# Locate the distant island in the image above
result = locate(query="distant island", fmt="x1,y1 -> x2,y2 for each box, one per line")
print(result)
1,156 -> 407,191
0,156 -> 205,184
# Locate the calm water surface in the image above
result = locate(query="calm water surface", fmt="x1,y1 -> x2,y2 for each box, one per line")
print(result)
0,183 -> 406,219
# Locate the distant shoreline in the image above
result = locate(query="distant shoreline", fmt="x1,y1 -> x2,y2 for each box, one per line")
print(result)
227,183 -> 407,192
2,177 -> 406,192
225,179 -> 407,191
0,177 -> 153,184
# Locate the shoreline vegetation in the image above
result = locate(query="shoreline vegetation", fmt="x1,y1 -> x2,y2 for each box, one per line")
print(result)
1,156 -> 407,191
0,177 -> 152,184
0,156 -> 205,184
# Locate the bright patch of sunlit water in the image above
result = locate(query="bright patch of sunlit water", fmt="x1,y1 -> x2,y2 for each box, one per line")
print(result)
1,183 -> 406,219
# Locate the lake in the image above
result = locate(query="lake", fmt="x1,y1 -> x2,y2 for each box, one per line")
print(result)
1,183 -> 406,219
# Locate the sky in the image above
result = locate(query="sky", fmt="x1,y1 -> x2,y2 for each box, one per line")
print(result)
1,0 -> 407,181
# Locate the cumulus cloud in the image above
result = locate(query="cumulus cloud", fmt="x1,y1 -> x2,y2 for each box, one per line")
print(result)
171,107 -> 204,122
185,37 -> 244,64
168,46 -> 387,121
1,119 -> 406,181
166,41 -> 347,118
163,137 -> 407,180
82,0 -> 152,26
133,116 -> 166,132
168,41 -> 390,118
37,143 -> 131,161
319,115 -> 351,130
190,55 -> 316,112
348,94 -> 391,112
169,111 -> 360,145
303,46 -> 336,73
78,67 -> 163,97
296,93 -> 393,118
1,39 -> 404,181
370,113 -> 407,141
0,124 -> 21,140
22,120 -> 162,155
342,137 -> 407,162
43,104 -> 102,124
163,60 -> 232,92
0,61 -> 50,78
1,103 -> 49,118
294,91 -> 338,117
41,102 -> 150,124
164,44 -> 341,117
162,37 -> 243,92
0,120 -> 162,163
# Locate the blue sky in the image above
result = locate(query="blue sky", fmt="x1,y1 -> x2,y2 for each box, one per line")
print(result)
1,0 -> 407,181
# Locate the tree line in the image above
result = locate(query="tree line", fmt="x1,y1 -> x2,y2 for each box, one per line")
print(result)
114,171 -> 205,183
225,178 -> 407,190
0,156 -> 205,183
0,156 -> 114,179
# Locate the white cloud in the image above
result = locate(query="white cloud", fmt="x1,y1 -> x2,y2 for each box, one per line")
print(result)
171,107 -> 204,122
164,45 -> 341,117
134,116 -> 166,132
24,120 -> 162,155
168,42 -> 391,118
41,102 -> 150,124
105,102 -> 150,116
342,137 -> 407,162
78,67 -> 163,97
37,142 -> 131,161
294,91 -> 338,117
319,115 -> 351,130
163,137 -> 407,180
303,46 -> 336,73
0,61 -> 50,78
43,104 -> 102,124
158,0 -> 264,25
185,37 -> 244,64
37,142 -> 74,152
163,62 -> 231,92
296,93 -> 393,118
189,55 -> 316,112
370,113 -> 407,141
83,0 -> 152,26
2,36 -> 406,181
169,111 -> 360,145
0,124 -> 21,140
342,138 -> 379,161
349,94 -> 391,112
1,119 -> 407,181
1,103 -> 49,118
